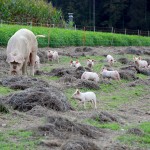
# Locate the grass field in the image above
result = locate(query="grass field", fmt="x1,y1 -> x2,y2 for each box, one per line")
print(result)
1,24 -> 150,47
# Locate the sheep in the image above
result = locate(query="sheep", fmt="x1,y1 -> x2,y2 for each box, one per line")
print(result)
6,28 -> 44,76
70,60 -> 81,68
101,67 -> 120,81
81,71 -> 99,83
106,55 -> 115,66
133,56 -> 148,68
72,89 -> 97,109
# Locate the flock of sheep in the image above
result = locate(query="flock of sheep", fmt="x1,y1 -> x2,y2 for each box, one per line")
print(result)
5,28 -> 150,109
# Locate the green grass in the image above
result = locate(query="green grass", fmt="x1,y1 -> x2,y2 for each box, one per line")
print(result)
84,119 -> 120,130
118,122 -> 150,148
0,130 -> 40,150
1,24 -> 150,47
0,86 -> 15,95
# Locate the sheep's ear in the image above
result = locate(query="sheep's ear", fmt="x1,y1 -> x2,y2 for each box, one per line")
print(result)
77,90 -> 80,94
92,59 -> 95,62
70,60 -> 73,63
14,55 -> 24,63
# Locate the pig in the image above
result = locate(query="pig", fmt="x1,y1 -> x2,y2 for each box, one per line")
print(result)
101,67 -> 120,81
87,59 -> 95,68
35,55 -> 40,69
47,50 -> 59,63
72,89 -> 97,109
81,71 -> 99,83
133,56 -> 148,68
70,60 -> 81,68
106,55 -> 115,66
6,29 -> 45,76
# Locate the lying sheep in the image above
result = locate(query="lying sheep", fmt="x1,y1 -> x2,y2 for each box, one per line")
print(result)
101,67 -> 120,81
70,60 -> 81,68
81,71 -> 99,83
47,50 -> 59,63
106,55 -> 115,66
133,56 -> 148,68
72,89 -> 97,109
6,29 -> 45,76
87,59 -> 95,68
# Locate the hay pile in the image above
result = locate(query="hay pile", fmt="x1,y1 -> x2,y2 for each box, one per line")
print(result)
38,116 -> 104,139
61,138 -> 101,150
4,86 -> 73,112
1,76 -> 49,90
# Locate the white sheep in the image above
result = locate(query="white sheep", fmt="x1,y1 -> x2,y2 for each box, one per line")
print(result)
133,56 -> 148,68
81,71 -> 99,83
72,89 -> 97,109
101,67 -> 120,81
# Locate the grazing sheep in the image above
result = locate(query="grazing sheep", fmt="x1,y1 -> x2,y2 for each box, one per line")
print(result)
133,56 -> 148,68
6,29 -> 44,76
47,50 -> 59,63
81,71 -> 99,83
101,67 -> 120,81
72,89 -> 97,109
70,60 -> 81,68
87,59 -> 95,68
106,55 -> 115,66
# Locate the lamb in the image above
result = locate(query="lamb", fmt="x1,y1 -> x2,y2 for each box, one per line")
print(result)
6,28 -> 45,76
133,56 -> 148,68
47,50 -> 59,63
70,60 -> 81,68
106,55 -> 115,66
87,59 -> 95,68
101,67 -> 120,81
72,89 -> 97,109
81,71 -> 99,83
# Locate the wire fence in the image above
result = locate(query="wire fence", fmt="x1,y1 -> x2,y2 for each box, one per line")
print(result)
1,20 -> 150,37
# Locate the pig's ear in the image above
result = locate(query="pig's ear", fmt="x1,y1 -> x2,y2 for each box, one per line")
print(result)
6,54 -> 15,63
14,55 -> 25,63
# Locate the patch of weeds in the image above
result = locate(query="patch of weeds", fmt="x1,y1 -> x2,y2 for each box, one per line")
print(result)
84,119 -> 120,130
118,122 -> 150,148
0,86 -> 15,95
0,130 -> 40,150
136,73 -> 148,80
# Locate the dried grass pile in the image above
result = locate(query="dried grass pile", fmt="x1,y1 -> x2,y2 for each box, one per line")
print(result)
4,87 -> 73,112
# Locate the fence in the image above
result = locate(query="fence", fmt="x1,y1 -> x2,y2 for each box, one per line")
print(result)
1,20 -> 150,37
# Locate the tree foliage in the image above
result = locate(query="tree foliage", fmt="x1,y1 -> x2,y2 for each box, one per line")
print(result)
0,0 -> 64,25
49,0 -> 150,30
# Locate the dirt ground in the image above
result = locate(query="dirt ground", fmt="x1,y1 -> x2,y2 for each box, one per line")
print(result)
0,46 -> 150,150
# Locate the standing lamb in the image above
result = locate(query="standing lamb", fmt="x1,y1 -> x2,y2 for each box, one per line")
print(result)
72,89 -> 97,109
81,71 -> 99,83
6,29 -> 44,76
101,67 -> 120,81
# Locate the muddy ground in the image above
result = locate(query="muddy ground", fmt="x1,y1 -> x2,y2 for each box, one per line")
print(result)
0,46 -> 150,150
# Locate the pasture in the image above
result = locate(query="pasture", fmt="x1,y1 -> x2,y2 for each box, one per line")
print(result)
0,45 -> 150,150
